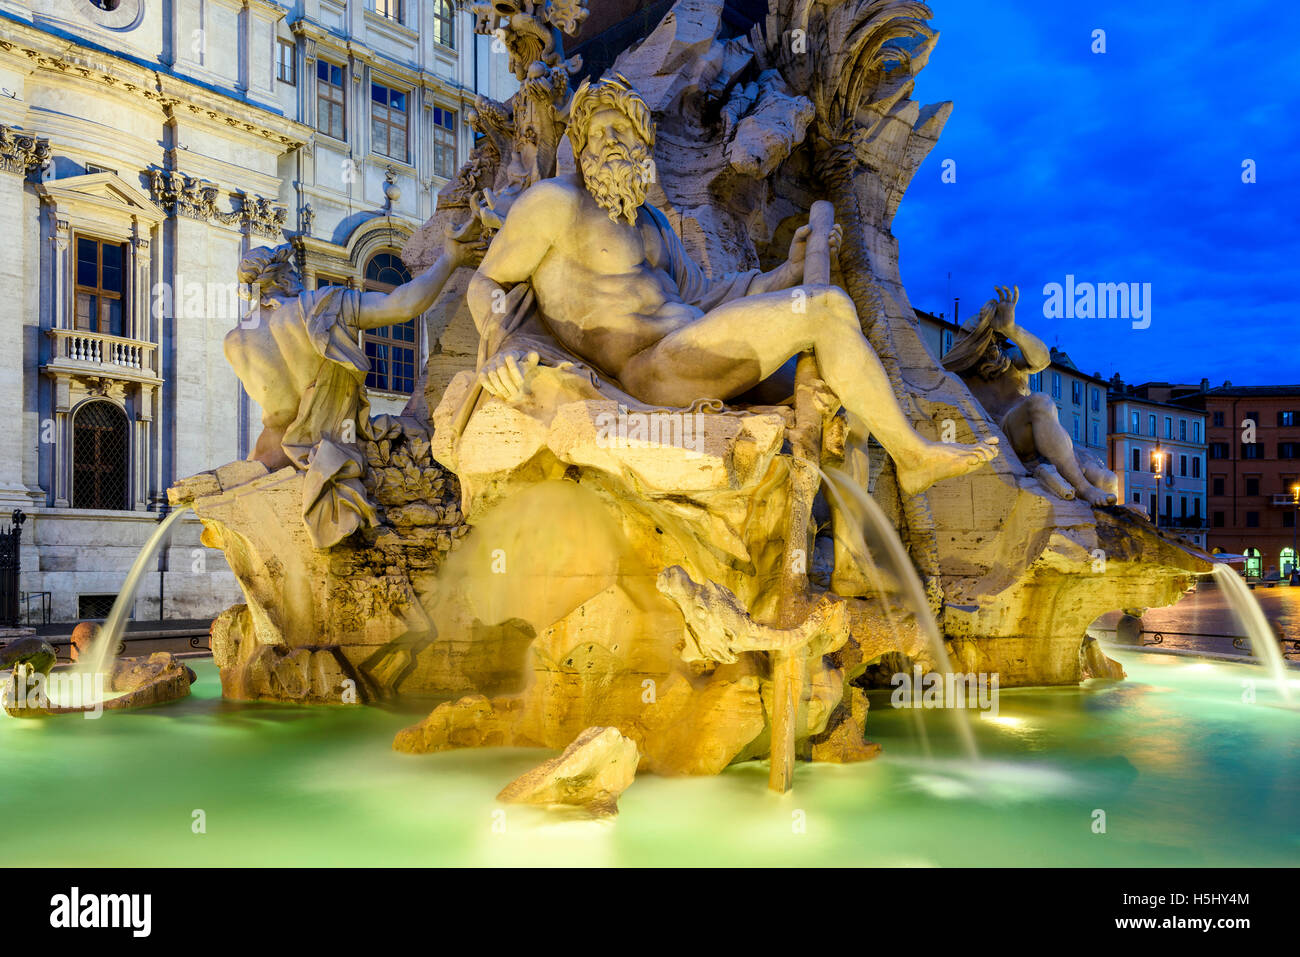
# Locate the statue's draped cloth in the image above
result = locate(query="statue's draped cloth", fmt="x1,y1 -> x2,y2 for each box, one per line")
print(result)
277,287 -> 378,549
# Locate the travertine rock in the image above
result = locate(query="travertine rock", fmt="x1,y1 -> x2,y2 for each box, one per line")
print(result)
496,726 -> 639,816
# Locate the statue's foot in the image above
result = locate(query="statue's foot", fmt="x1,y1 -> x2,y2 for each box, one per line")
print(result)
1078,485 -> 1117,508
895,437 -> 999,496
1033,463 -> 1076,500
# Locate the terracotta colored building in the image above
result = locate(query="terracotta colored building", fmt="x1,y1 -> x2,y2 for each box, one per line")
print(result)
1174,384 -> 1300,579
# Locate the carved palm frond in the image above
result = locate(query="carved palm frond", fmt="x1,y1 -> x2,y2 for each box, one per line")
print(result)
757,0 -> 935,143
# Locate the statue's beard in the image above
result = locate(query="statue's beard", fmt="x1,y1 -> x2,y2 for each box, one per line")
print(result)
580,142 -> 650,225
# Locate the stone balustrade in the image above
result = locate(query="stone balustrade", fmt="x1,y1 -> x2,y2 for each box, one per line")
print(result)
47,328 -> 158,377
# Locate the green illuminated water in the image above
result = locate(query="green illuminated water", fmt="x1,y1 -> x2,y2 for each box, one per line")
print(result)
1,651 -> 1296,866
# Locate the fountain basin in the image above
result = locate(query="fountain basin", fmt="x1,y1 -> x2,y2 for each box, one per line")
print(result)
1,652 -> 1294,865
2,653 -> 197,718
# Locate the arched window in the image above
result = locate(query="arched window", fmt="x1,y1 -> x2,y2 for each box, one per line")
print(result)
1244,547 -> 1263,580
72,401 -> 128,510
1281,547 -> 1296,578
434,0 -> 455,49
362,252 -> 417,394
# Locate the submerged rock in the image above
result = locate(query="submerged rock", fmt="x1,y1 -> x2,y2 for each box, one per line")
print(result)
496,727 -> 639,817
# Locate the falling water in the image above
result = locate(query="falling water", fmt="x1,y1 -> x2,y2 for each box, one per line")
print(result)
821,467 -> 980,759
78,506 -> 193,677
1212,563 -> 1294,702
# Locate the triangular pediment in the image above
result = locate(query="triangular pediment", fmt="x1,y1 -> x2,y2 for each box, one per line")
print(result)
36,172 -> 166,224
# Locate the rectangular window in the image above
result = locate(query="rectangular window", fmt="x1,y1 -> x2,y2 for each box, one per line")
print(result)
1051,372 -> 1061,399
1285,511 -> 1296,529
277,38 -> 296,85
373,0 -> 402,21
1241,443 -> 1264,459
1246,511 -> 1259,528
1180,496 -> 1187,517
1280,442 -> 1299,459
1209,442 -> 1230,459
1180,455 -> 1187,477
1130,410 -> 1139,434
73,235 -> 126,337
1213,410 -> 1225,427
1072,415 -> 1080,441
1164,416 -> 1173,438
1071,381 -> 1082,405
317,60 -> 346,140
1179,419 -> 1187,440
316,275 -> 349,289
1212,476 -> 1225,496
1132,448 -> 1141,472
1213,511 -> 1226,528
1165,495 -> 1172,519
1191,457 -> 1200,478
1280,411 -> 1298,427
1148,414 -> 1156,436
1028,371 -> 1041,392
1245,477 -> 1260,496
370,82 -> 408,161
1193,421 -> 1202,443
1090,387 -> 1100,412
941,329 -> 953,355
434,0 -> 455,48
364,323 -> 417,394
433,106 -> 458,178
1091,421 -> 1099,446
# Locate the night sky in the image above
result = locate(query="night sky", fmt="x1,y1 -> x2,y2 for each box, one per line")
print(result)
893,0 -> 1300,386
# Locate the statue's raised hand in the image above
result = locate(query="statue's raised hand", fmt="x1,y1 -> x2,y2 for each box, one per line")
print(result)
990,285 -> 1019,333
787,221 -> 843,275
479,348 -> 540,401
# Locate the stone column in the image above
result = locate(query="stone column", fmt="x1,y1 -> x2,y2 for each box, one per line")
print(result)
0,126 -> 49,510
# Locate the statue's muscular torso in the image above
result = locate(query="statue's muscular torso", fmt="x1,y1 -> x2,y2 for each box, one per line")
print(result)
482,175 -> 703,378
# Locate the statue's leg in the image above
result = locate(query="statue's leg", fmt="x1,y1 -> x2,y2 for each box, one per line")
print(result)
1017,394 -> 1112,506
618,284 -> 998,495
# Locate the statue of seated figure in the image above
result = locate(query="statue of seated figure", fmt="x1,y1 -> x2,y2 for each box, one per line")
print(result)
224,234 -> 471,548
942,286 -> 1118,507
451,74 -> 998,496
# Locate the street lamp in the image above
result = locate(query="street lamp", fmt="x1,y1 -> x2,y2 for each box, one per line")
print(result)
1153,445 -> 1165,530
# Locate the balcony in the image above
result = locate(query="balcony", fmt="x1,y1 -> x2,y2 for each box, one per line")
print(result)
44,329 -> 160,384
1273,494 -> 1300,507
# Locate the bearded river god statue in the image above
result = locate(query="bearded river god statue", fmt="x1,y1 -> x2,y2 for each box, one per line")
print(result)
172,0 -> 1210,788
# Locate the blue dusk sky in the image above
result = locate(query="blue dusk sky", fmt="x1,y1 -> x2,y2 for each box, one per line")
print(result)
893,0 -> 1300,386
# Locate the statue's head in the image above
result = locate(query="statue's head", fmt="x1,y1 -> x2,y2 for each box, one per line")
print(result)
237,244 -> 303,309
567,73 -> 655,225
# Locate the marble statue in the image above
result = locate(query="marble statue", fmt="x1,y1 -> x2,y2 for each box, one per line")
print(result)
463,74 -> 998,497
225,231 -> 472,548
941,286 -> 1118,507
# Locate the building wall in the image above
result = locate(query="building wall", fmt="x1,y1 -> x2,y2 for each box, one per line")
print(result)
0,1 -> 513,622
1198,390 -> 1300,579
1107,395 -> 1207,549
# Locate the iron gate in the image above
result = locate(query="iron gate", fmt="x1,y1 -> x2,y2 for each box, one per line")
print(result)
0,509 -> 25,627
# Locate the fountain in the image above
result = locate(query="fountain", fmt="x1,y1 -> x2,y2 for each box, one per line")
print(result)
1212,563 -> 1294,702
7,1 -> 1248,845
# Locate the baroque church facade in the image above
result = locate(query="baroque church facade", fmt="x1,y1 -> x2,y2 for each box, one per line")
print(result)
0,0 -> 514,622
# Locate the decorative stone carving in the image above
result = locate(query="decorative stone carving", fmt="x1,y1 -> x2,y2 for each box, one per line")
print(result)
942,286 -> 1119,506
0,124 -> 50,177
494,726 -> 638,816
